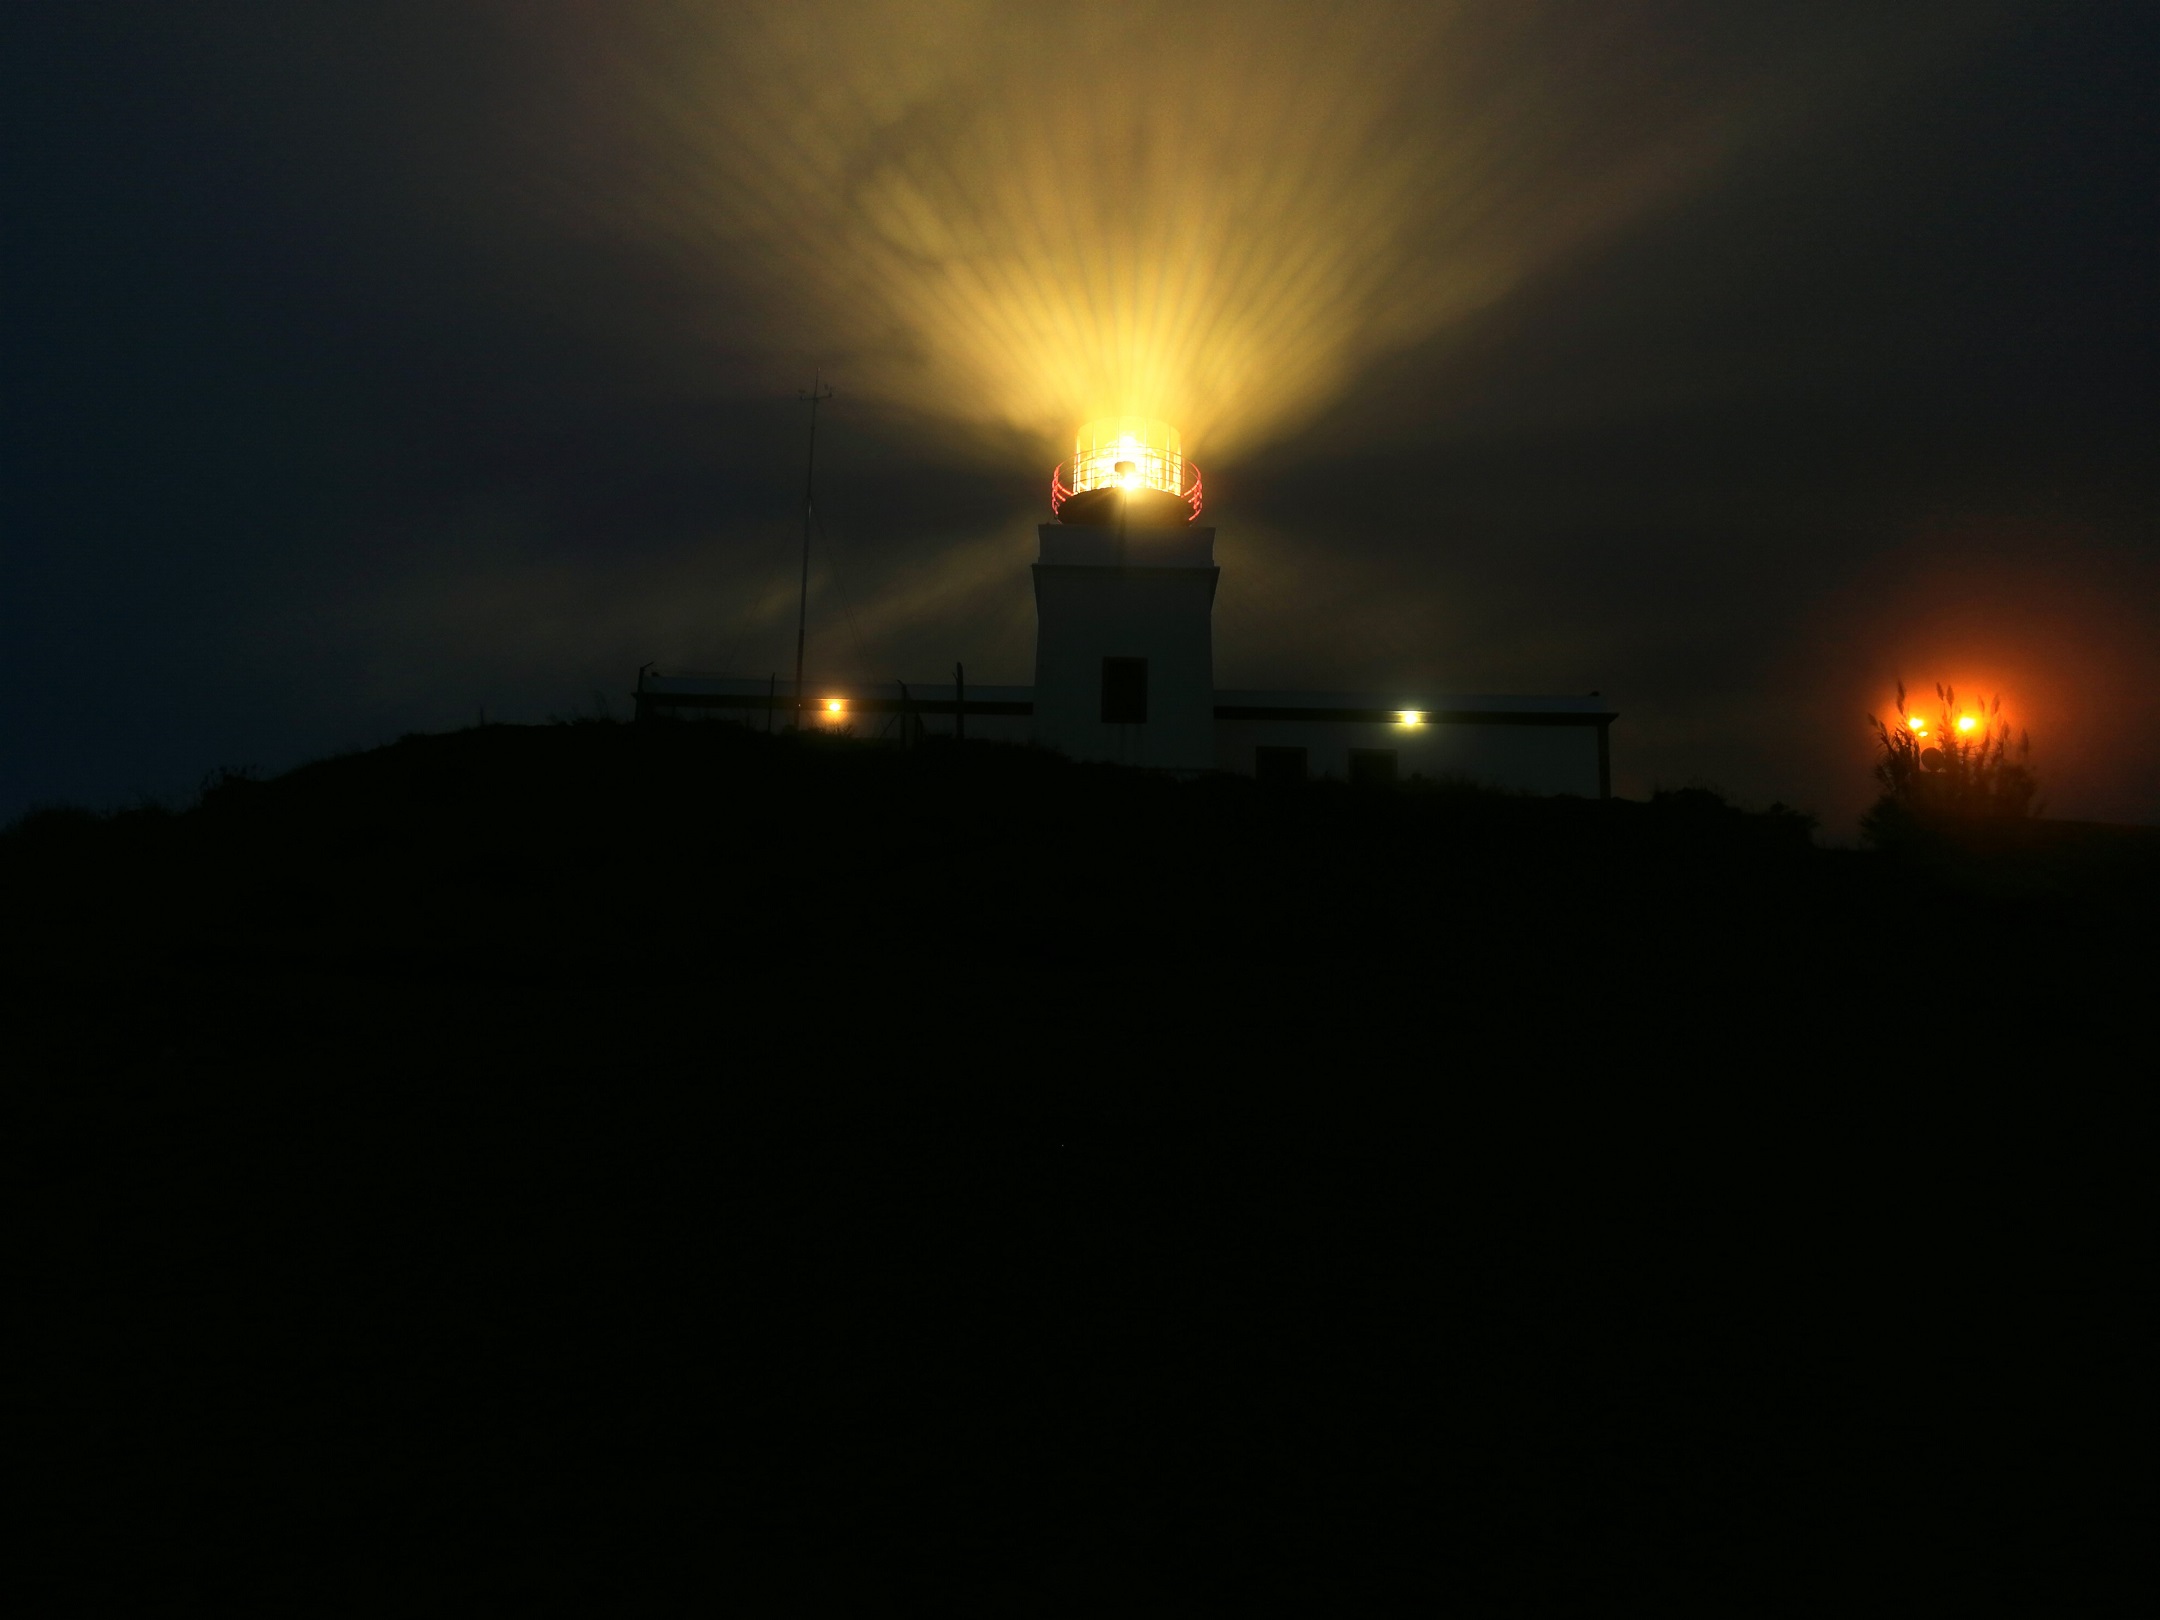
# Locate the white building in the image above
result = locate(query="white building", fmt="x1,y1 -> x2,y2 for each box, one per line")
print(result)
636,418 -> 1614,797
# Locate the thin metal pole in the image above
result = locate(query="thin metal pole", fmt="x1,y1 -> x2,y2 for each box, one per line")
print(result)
794,374 -> 833,731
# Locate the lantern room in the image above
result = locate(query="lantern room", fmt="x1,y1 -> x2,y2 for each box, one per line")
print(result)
1051,416 -> 1203,526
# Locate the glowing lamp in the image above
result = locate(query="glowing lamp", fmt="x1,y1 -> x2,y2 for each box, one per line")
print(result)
1051,416 -> 1203,525
1908,715 -> 1926,730
1396,710 -> 1425,726
1957,715 -> 1978,732
823,698 -> 846,718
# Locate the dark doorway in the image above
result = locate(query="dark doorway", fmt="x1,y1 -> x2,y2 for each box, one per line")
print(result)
1348,748 -> 1398,786
1101,657 -> 1148,724
1255,746 -> 1308,783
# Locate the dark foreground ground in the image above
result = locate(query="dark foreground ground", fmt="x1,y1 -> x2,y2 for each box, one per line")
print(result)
6,721 -> 2154,1613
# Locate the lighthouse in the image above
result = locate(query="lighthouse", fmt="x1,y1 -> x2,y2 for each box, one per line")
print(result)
1032,417 -> 1217,770
633,411 -> 1616,797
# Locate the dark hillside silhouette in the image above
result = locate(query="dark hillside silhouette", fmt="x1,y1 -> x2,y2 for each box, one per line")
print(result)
6,721 -> 2153,1611
8,717 -> 2148,1097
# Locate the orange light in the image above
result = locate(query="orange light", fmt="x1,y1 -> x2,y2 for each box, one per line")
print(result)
1907,715 -> 1926,730
1957,715 -> 1977,732
824,698 -> 845,715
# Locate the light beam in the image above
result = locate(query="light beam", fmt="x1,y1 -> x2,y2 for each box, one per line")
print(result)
524,3 -> 1970,462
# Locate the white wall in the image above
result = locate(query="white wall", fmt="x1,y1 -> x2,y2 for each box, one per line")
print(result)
1031,522 -> 1218,770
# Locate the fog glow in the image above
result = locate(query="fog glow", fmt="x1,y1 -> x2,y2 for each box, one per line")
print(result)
538,2 -> 1926,459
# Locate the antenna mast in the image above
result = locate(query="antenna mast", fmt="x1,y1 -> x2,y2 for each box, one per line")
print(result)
794,372 -> 834,731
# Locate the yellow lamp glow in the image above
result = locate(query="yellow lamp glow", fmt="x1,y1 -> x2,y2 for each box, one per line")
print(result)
1070,417 -> 1183,498
1908,715 -> 1926,730
824,698 -> 845,716
1397,710 -> 1425,726
1957,715 -> 1977,732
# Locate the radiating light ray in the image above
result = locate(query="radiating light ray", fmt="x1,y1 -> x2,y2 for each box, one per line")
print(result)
512,2 -> 1975,461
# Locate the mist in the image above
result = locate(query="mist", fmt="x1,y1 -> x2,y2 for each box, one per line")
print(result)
2,0 -> 2153,829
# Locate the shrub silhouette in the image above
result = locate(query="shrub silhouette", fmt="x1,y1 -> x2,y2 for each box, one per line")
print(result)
1863,681 -> 2037,847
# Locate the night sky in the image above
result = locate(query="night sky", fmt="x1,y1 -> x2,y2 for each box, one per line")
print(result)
5,1 -> 2155,830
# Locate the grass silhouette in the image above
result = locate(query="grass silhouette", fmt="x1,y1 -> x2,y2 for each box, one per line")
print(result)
5,718 -> 2153,1611
1866,680 -> 2040,849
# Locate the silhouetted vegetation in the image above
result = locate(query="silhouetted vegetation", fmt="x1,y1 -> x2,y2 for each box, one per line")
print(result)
1864,680 -> 2039,850
7,719 -> 2151,1611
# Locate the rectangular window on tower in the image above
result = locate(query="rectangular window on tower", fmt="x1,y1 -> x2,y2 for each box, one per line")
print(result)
1101,657 -> 1148,724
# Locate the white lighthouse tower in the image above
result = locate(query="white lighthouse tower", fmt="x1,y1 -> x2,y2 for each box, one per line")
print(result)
635,411 -> 1615,795
1031,417 -> 1217,769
